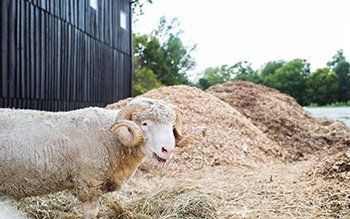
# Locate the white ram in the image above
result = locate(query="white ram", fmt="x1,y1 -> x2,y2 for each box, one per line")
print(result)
0,98 -> 193,218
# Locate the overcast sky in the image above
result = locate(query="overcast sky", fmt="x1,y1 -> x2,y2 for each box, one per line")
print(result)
133,0 -> 350,80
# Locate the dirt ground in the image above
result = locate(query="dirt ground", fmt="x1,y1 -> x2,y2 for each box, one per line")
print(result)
12,151 -> 350,219
118,152 -> 349,218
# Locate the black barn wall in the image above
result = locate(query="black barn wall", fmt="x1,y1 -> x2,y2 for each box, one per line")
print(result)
0,0 -> 132,111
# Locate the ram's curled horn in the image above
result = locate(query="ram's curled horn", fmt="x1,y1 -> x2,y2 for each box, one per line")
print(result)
115,104 -> 147,121
110,104 -> 146,147
110,120 -> 144,147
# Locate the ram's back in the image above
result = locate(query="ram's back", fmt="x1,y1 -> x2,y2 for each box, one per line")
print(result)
0,107 -> 119,199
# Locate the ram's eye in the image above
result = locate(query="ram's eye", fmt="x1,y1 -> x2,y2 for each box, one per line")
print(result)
142,122 -> 148,126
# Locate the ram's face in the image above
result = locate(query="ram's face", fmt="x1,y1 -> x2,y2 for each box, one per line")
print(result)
139,119 -> 176,164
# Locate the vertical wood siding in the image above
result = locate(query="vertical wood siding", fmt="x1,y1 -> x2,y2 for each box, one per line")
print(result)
0,0 -> 132,111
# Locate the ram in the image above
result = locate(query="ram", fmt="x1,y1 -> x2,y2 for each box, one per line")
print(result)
0,98 -> 193,218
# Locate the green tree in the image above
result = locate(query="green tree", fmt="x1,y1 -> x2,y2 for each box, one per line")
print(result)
327,49 -> 346,69
264,59 -> 310,105
305,68 -> 339,105
132,67 -> 163,96
158,34 -> 195,85
327,50 -> 350,102
132,34 -> 163,95
260,60 -> 285,78
233,61 -> 261,83
152,16 -> 183,42
333,61 -> 350,101
133,34 -> 163,74
197,61 -> 262,89
197,78 -> 211,90
133,17 -> 196,92
152,17 -> 196,85
131,0 -> 153,18
197,65 -> 235,89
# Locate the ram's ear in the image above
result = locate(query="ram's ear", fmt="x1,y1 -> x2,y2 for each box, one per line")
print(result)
172,107 -> 184,147
176,134 -> 195,148
175,126 -> 208,148
171,107 -> 192,147
173,118 -> 183,143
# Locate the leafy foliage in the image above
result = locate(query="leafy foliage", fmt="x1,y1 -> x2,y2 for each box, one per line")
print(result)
151,17 -> 196,85
131,0 -> 153,17
327,50 -> 350,102
197,65 -> 235,89
260,60 -> 285,78
263,59 -> 310,105
132,67 -> 163,96
333,60 -> 350,101
132,17 -> 196,95
305,68 -> 339,105
196,52 -> 350,106
234,61 -> 262,84
327,50 -> 346,69
197,61 -> 260,89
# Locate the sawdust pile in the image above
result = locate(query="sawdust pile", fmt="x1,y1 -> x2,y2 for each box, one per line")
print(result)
207,81 -> 350,160
305,151 -> 350,217
317,182 -> 350,217
311,150 -> 350,181
107,85 -> 282,170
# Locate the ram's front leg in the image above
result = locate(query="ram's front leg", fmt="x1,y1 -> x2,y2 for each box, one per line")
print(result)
82,197 -> 100,219
75,182 -> 103,219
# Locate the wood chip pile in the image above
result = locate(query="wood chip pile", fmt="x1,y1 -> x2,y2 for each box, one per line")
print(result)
207,81 -> 350,160
307,152 -> 350,218
107,85 -> 282,170
312,150 -> 350,181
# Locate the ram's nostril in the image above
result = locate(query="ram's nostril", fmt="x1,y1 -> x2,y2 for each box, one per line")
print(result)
161,147 -> 168,153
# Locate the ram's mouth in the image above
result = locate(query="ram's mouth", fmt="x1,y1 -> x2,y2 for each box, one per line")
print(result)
153,153 -> 167,164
